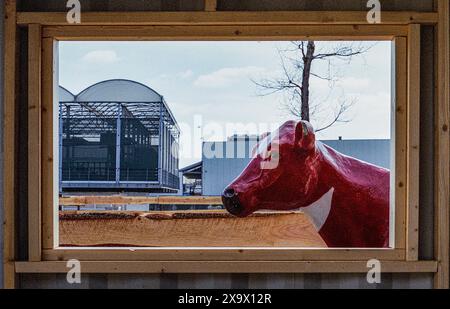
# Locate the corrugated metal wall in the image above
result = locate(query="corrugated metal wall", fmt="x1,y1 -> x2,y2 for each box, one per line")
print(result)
0,0 -> 437,288
18,273 -> 433,289
322,140 -> 391,169
202,139 -> 259,196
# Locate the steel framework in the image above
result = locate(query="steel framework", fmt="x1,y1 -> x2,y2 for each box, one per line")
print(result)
59,80 -> 180,192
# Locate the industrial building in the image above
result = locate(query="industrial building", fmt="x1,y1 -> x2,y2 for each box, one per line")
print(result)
182,135 -> 391,196
59,79 -> 180,193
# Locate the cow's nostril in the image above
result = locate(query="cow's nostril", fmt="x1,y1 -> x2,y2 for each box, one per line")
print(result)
223,188 -> 236,198
222,188 -> 245,216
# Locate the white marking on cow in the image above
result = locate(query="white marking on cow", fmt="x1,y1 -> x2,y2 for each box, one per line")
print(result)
300,187 -> 334,231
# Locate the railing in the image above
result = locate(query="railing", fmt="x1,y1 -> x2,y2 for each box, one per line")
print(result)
61,165 -> 116,181
183,181 -> 202,195
161,170 -> 180,188
119,168 -> 158,182
61,165 -> 179,189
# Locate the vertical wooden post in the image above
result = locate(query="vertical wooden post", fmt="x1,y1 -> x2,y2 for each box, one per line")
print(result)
406,24 -> 420,261
392,37 -> 408,251
204,0 -> 217,12
434,0 -> 449,289
41,38 -> 59,250
3,0 -> 17,289
28,24 -> 42,262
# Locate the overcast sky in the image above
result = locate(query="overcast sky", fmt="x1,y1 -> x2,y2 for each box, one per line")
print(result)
59,41 -> 391,168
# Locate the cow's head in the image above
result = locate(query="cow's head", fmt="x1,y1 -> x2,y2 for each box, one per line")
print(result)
222,120 -> 321,217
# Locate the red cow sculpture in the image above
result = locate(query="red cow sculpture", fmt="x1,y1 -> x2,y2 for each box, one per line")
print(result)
222,120 -> 390,248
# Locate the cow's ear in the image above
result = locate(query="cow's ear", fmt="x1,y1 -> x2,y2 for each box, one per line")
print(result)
295,121 -> 315,151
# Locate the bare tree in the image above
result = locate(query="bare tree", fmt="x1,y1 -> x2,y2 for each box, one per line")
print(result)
254,41 -> 371,132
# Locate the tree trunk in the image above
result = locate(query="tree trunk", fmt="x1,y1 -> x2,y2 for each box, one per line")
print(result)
301,41 -> 315,122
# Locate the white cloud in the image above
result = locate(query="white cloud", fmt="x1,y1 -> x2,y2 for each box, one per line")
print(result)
146,70 -> 194,88
81,50 -> 120,64
194,66 -> 266,88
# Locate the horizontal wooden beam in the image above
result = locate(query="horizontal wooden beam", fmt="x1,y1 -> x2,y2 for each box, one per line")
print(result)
43,248 -> 405,261
60,195 -> 222,205
15,260 -> 438,273
17,11 -> 438,26
43,25 -> 407,41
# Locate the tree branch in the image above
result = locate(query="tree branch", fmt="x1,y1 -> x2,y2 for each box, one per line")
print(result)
315,99 -> 354,132
252,41 -> 371,132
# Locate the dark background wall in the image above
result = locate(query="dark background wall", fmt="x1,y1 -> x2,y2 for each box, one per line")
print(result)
1,0 -> 437,288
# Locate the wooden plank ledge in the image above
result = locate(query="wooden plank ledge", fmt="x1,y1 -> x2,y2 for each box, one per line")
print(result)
15,260 -> 438,274
59,210 -> 327,248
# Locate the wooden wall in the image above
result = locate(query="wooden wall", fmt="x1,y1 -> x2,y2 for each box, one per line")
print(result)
17,0 -> 205,12
0,0 -> 440,288
16,0 -> 435,12
216,0 -> 435,11
0,0 -> 4,288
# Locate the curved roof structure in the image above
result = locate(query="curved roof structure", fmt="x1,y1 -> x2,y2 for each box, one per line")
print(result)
59,79 -> 179,135
76,79 -> 163,103
59,86 -> 75,102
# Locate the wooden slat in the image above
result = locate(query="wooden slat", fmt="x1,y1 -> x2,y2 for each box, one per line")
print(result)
43,248 -> 405,262
41,38 -> 59,250
16,11 -> 438,26
3,0 -> 17,289
434,0 -> 450,289
15,260 -> 438,274
406,24 -> 421,260
393,37 -> 408,250
59,195 -> 222,206
28,24 -> 42,261
58,210 -> 326,248
204,0 -> 217,12
42,25 -> 407,41
157,195 -> 221,205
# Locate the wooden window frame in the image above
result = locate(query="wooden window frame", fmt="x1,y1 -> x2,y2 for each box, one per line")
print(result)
3,1 -> 448,289
30,24 -> 426,266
